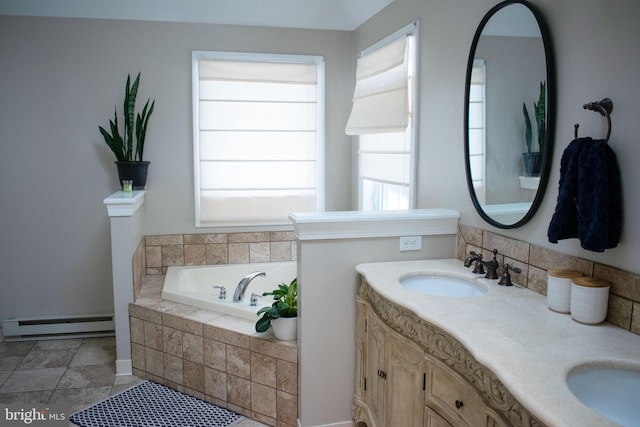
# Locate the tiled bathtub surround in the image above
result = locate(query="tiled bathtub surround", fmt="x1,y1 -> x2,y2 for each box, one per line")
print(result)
144,232 -> 297,275
457,224 -> 640,335
130,275 -> 297,427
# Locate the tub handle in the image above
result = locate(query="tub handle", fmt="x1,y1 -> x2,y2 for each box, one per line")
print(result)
250,293 -> 261,307
212,286 -> 227,300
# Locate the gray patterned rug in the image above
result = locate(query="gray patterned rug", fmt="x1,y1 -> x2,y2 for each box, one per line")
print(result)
70,381 -> 245,427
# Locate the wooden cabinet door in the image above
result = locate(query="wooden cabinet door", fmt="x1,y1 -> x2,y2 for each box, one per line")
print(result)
365,312 -> 386,423
425,405 -> 454,427
383,330 -> 425,427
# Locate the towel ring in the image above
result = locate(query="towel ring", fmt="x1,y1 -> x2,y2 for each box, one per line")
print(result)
574,98 -> 614,143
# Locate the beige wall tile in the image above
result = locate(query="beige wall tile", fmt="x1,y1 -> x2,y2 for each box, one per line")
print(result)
632,303 -> 640,334
483,232 -> 530,263
163,327 -> 182,357
229,232 -> 269,243
595,263 -> 640,301
270,231 -> 295,242
144,321 -> 163,350
529,245 -> 593,274
459,224 -> 482,247
251,337 -> 297,364
229,243 -> 250,264
251,353 -> 276,388
206,244 -> 228,264
227,345 -> 251,379
183,360 -> 205,393
277,389 -> 298,425
205,234 -> 228,244
251,382 -> 276,418
162,245 -> 184,266
606,295 -> 633,329
130,317 -> 145,345
205,367 -> 227,401
227,375 -> 251,409
184,244 -> 206,265
131,343 -> 145,371
527,266 -> 548,295
146,235 -> 184,246
204,325 -> 252,349
145,246 -> 162,268
183,333 -> 204,364
270,242 -> 291,262
130,304 -> 162,324
145,347 -> 164,377
184,234 -> 207,244
204,339 -> 227,371
276,359 -> 297,395
250,242 -> 270,263
164,354 -> 184,385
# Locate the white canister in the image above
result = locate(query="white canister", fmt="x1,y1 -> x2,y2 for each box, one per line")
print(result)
570,277 -> 610,324
547,269 -> 583,313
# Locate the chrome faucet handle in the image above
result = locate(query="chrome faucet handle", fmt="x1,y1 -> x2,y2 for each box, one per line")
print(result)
498,264 -> 522,287
249,293 -> 260,307
213,285 -> 227,299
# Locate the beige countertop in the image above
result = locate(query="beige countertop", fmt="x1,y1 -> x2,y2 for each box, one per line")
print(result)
356,258 -> 640,427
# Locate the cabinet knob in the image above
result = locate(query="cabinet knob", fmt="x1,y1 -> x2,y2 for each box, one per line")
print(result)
455,400 -> 464,409
377,369 -> 387,379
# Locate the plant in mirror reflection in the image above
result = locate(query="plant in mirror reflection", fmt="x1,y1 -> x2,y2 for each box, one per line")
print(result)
523,81 -> 546,153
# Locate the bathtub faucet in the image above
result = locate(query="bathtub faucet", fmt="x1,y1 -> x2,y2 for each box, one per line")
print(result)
233,271 -> 266,302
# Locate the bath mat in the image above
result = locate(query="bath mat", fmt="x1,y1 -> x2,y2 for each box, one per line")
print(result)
70,380 -> 245,427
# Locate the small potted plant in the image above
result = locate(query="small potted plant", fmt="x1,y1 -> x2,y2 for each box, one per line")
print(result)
99,72 -> 155,189
522,81 -> 546,176
255,278 -> 297,340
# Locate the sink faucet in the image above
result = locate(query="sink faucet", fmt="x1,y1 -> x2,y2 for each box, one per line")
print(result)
233,271 -> 266,302
464,251 -> 486,274
477,249 -> 500,280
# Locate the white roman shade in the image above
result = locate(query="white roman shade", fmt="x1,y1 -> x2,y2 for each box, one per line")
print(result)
345,36 -> 410,135
193,52 -> 324,226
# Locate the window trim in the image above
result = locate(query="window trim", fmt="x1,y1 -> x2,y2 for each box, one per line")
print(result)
192,50 -> 325,228
355,21 -> 419,210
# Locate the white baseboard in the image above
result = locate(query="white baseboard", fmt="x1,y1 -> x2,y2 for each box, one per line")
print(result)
115,359 -> 133,376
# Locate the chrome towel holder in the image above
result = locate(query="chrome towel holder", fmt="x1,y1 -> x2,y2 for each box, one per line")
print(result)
574,98 -> 614,143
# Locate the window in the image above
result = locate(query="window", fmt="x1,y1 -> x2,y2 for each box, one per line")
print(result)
192,51 -> 324,227
346,23 -> 418,211
468,59 -> 486,204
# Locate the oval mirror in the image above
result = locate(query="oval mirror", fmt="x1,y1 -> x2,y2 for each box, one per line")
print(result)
464,0 -> 555,228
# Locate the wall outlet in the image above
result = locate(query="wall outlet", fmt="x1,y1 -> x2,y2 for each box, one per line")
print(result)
399,236 -> 422,251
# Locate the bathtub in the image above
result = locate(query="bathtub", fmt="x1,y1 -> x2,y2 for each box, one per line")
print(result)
161,261 -> 297,321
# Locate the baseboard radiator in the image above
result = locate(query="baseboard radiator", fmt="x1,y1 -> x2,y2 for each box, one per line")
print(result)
1,314 -> 115,342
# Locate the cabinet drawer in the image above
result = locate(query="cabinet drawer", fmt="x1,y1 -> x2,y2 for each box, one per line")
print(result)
426,362 -> 488,427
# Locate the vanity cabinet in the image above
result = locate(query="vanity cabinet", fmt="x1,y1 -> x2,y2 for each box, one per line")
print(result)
354,279 -> 542,427
361,304 -> 425,427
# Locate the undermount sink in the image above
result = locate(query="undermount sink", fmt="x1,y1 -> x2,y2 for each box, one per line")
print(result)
399,274 -> 488,297
567,365 -> 640,426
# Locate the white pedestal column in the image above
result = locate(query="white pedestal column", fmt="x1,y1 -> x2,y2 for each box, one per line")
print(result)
104,191 -> 145,376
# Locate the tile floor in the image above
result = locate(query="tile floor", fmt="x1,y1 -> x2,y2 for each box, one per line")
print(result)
0,336 -> 267,427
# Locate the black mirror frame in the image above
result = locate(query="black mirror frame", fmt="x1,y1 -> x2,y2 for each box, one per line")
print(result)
463,0 -> 556,229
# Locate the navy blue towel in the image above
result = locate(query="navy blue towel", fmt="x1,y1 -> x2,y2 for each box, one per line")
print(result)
548,137 -> 622,252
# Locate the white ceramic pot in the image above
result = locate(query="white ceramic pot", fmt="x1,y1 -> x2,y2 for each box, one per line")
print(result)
271,317 -> 297,341
570,277 -> 610,324
547,268 -> 583,313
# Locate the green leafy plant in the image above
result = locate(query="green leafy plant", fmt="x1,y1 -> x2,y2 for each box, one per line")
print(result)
255,278 -> 297,333
99,73 -> 155,161
522,81 -> 546,153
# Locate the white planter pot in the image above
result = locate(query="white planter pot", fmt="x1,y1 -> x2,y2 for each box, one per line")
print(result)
271,317 -> 297,341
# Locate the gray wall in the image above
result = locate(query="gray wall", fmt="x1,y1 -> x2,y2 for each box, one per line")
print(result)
0,17 -> 353,322
1,0 -> 639,349
356,0 -> 640,272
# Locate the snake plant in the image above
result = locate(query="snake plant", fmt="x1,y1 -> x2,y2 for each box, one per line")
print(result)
99,73 -> 155,162
523,81 -> 546,153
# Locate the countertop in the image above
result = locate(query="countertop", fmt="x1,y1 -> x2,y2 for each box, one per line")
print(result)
356,258 -> 640,427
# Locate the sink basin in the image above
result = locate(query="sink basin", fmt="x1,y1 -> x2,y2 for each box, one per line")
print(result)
399,275 -> 488,297
567,365 -> 640,426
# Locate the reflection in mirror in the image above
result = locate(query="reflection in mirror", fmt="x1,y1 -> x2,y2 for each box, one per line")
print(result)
464,0 -> 554,228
